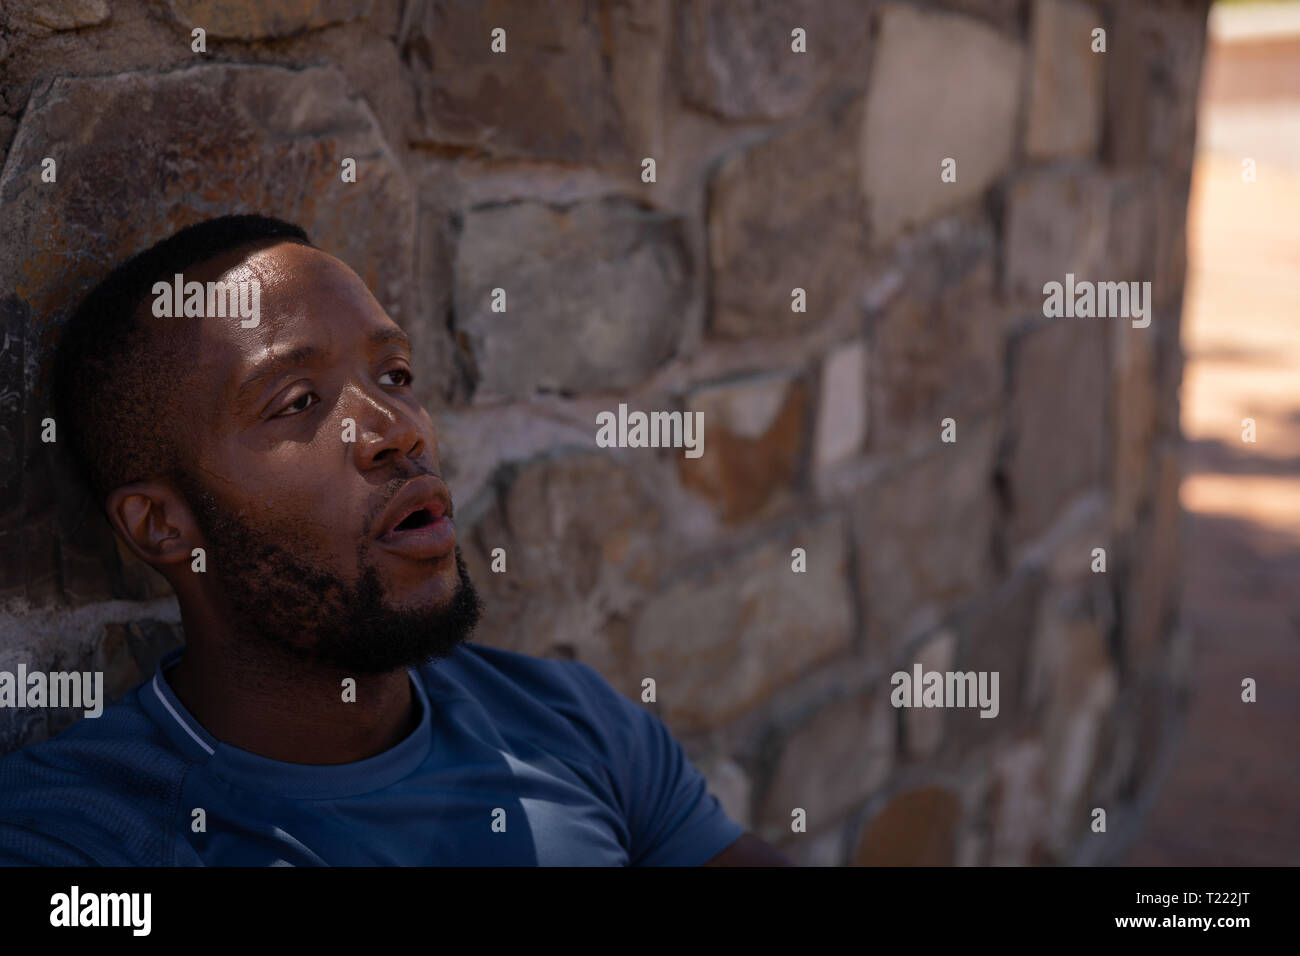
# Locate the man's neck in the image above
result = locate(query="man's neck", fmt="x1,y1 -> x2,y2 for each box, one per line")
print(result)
164,639 -> 418,765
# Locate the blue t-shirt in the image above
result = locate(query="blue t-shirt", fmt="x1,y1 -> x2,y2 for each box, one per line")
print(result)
0,643 -> 743,866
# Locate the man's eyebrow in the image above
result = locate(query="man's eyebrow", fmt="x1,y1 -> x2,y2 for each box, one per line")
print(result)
233,327 -> 412,407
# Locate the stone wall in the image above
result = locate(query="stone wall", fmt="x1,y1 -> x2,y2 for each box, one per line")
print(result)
0,0 -> 1208,864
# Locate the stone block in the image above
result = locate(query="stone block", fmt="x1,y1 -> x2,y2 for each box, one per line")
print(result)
903,629 -> 957,758
814,339 -> 868,471
1005,319 -> 1108,548
679,371 -> 808,524
853,415 -> 1000,648
459,449 -> 663,685
708,93 -> 869,339
756,689 -> 893,835
947,568 -> 1047,751
7,0 -> 109,33
869,257 -> 1005,454
629,514 -> 854,733
677,0 -> 873,120
1111,319 -> 1158,536
852,784 -> 964,865
166,0 -> 372,39
1024,0 -> 1104,160
1001,169 -> 1112,301
453,197 -> 690,399
987,739 -> 1049,865
399,0 -> 635,163
1124,443 -> 1183,674
861,3 -> 1023,244
1102,3 -> 1209,176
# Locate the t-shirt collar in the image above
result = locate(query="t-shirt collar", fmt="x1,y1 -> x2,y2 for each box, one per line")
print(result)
139,646 -> 433,799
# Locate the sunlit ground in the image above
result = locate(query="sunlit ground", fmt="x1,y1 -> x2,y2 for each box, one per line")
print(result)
1124,4 -> 1300,865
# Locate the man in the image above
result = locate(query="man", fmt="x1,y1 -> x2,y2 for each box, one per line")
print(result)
0,215 -> 792,866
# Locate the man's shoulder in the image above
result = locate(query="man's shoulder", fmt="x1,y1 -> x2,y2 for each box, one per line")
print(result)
423,642 -> 642,756
431,641 -> 608,694
0,684 -> 192,865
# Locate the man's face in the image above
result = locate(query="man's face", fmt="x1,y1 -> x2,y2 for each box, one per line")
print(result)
159,239 -> 481,674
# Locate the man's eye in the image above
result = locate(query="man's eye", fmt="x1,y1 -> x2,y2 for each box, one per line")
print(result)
381,368 -> 414,387
273,392 -> 319,418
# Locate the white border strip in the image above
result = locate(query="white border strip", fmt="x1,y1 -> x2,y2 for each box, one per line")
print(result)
151,673 -> 215,756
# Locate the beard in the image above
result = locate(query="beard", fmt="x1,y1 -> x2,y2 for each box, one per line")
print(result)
174,471 -> 483,675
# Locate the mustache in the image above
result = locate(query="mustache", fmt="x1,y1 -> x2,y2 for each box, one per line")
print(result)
371,467 -> 454,525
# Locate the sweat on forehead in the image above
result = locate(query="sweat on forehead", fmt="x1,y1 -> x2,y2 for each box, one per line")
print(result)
139,242 -> 376,361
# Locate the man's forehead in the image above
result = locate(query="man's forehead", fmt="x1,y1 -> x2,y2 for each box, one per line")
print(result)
184,243 -> 382,345
138,240 -> 403,404
212,240 -> 364,300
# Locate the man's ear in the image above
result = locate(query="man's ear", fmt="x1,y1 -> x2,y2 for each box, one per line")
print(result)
105,480 -> 201,569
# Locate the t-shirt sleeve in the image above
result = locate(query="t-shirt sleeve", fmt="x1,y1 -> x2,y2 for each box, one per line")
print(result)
568,661 -> 745,867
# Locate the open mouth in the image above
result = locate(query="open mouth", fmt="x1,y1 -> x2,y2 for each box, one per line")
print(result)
376,504 -> 455,561
391,508 -> 436,533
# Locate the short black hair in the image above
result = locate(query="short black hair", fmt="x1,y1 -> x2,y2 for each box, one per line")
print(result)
50,214 -> 312,511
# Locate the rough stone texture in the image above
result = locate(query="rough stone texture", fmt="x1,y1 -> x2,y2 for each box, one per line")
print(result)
676,0 -> 874,121
697,755 -> 752,830
869,256 -> 1005,454
0,597 -> 181,752
0,518 -> 63,607
1038,617 -> 1118,855
452,197 -> 691,400
93,619 -> 186,703
935,0 -> 1025,27
398,0 -> 639,164
679,371 -> 808,524
814,339 -> 868,471
166,0 -> 373,39
1111,322 -> 1159,535
1024,0 -> 1104,160
1001,168 -> 1113,301
1102,2 -> 1209,179
605,0 -> 672,163
0,298 -> 22,529
780,822 -> 846,867
1124,443 -> 1183,675
1004,320 -> 1109,550
1101,172 -> 1158,283
757,688 -> 893,838
1152,181 -> 1193,312
861,4 -> 1023,244
904,629 -> 958,758
7,0 -> 109,33
707,92 -> 869,340
947,568 -> 1048,752
852,784 -> 964,865
987,739 -> 1050,865
629,514 -> 853,733
853,416 -> 1001,649
458,449 -> 663,686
